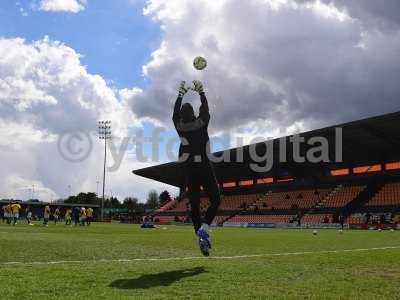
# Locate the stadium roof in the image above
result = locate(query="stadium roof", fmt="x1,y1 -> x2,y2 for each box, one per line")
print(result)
133,111 -> 400,187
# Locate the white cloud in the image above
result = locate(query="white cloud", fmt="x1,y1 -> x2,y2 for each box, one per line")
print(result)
38,0 -> 86,13
0,37 -> 174,201
0,37 -> 135,136
4,175 -> 58,201
125,0 -> 400,142
305,0 -> 350,22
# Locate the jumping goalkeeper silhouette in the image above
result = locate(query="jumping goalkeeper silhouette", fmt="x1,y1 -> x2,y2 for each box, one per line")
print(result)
173,80 -> 221,256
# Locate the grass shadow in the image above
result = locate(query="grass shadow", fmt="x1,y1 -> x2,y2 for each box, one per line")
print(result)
109,267 -> 206,290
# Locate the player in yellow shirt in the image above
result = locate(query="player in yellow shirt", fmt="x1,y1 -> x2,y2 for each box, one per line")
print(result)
2,204 -> 8,223
43,205 -> 51,226
65,208 -> 72,226
10,202 -> 22,226
6,204 -> 12,225
7,204 -> 12,224
54,207 -> 61,225
79,207 -> 86,226
7,203 -> 13,225
86,207 -> 94,226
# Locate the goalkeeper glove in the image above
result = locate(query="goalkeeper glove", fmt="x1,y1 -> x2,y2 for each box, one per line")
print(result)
193,80 -> 204,94
178,81 -> 188,98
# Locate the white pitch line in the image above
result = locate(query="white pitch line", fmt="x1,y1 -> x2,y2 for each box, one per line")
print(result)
1,246 -> 399,267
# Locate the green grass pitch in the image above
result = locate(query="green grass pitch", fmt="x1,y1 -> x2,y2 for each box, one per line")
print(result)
1,222 -> 400,299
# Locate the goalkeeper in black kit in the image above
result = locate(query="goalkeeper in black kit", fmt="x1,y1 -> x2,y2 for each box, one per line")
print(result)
172,80 -> 221,256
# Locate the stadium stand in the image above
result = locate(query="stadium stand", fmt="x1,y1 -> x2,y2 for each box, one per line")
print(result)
302,214 -> 333,224
366,182 -> 400,206
219,193 -> 262,210
319,185 -> 365,208
165,194 -> 263,213
347,213 -> 365,225
212,215 -> 230,225
154,215 -> 176,223
168,199 -> 190,212
262,189 -> 331,209
152,180 -> 400,227
136,111 -> 400,229
229,214 -> 295,224
151,178 -> 400,227
155,199 -> 177,212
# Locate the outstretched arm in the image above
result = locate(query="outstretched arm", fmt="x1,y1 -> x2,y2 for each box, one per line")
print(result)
173,96 -> 183,124
199,92 -> 210,124
173,81 -> 188,124
200,92 -> 209,111
193,80 -> 210,124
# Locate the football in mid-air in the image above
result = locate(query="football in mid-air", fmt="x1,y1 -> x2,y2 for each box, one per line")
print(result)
193,56 -> 207,70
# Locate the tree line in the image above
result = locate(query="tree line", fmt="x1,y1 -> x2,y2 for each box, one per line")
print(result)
62,190 -> 172,213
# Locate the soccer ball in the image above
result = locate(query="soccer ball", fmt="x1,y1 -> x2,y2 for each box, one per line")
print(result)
313,230 -> 318,235
193,56 -> 207,70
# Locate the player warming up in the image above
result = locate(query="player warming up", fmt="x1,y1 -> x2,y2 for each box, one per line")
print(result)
172,80 -> 221,256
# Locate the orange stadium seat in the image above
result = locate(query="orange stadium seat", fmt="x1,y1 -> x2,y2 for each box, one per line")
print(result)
153,216 -> 176,223
155,199 -> 177,212
261,189 -> 331,209
229,214 -> 294,223
165,194 -> 264,212
302,214 -> 333,224
219,194 -> 262,210
347,213 -> 365,225
321,185 -> 365,208
367,182 -> 400,206
212,215 -> 229,225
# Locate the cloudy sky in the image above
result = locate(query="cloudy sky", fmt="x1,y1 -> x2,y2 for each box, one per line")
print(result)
1,0 -> 400,202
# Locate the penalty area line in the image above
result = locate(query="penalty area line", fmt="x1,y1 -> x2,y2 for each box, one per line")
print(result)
1,246 -> 399,266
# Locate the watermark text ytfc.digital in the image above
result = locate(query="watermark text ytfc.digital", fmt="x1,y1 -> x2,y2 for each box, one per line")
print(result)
57,127 -> 343,173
